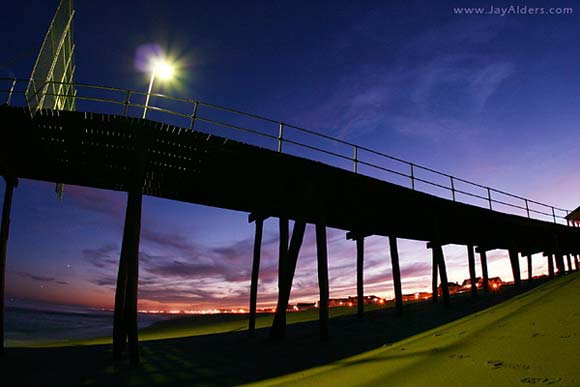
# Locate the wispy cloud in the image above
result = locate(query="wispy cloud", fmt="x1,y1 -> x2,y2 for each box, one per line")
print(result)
18,272 -> 69,286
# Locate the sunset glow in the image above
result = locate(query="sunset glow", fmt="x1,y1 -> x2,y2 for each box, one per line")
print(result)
1,0 -> 578,315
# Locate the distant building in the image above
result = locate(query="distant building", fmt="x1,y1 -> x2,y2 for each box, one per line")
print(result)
296,302 -> 316,310
488,277 -> 503,290
327,295 -> 386,307
402,292 -> 432,302
460,276 -> 503,291
437,282 -> 461,296
460,277 -> 483,292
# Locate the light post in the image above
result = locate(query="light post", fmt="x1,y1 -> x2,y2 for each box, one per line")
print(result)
142,59 -> 175,119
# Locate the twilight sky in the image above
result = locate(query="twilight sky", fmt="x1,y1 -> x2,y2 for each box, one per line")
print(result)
1,0 -> 579,311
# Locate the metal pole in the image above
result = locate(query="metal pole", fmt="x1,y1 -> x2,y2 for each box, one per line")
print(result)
551,207 -> 556,223
6,79 -> 17,105
189,101 -> 199,130
410,163 -> 415,190
142,68 -> 156,119
487,188 -> 493,210
353,146 -> 358,173
525,199 -> 530,218
277,122 -> 284,153
122,90 -> 132,116
450,176 -> 456,201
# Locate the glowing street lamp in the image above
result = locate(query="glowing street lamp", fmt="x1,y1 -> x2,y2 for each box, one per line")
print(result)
142,58 -> 175,119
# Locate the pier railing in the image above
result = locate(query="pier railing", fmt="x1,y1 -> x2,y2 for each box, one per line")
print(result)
0,78 -> 571,225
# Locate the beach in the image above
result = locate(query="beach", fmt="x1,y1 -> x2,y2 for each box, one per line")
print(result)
1,273 -> 579,386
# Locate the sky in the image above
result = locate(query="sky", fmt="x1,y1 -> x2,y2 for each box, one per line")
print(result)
1,0 -> 579,312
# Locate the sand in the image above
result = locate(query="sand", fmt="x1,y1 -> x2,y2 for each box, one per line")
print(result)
1,273 -> 579,386
247,273 -> 580,387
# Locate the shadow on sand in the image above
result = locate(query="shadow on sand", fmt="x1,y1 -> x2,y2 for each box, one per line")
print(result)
0,280 -> 551,386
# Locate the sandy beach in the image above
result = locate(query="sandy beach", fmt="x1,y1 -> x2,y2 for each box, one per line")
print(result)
1,273 -> 579,386
250,273 -> 580,387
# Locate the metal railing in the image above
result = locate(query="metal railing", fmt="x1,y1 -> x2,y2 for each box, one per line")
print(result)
0,78 -> 572,225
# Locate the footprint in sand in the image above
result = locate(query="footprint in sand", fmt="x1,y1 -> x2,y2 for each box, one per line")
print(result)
531,332 -> 544,338
520,377 -> 562,385
487,360 -> 530,370
448,353 -> 470,360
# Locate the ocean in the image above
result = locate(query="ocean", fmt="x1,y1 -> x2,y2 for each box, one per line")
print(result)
5,300 -> 172,347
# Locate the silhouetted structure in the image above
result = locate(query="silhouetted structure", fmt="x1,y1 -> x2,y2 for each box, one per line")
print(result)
2,72 -> 580,366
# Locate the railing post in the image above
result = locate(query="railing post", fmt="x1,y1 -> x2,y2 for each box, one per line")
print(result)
525,199 -> 530,218
552,207 -> 556,223
190,101 -> 199,130
353,145 -> 358,173
6,79 -> 17,105
122,90 -> 132,116
487,188 -> 493,210
277,122 -> 284,153
410,163 -> 415,190
450,176 -> 456,201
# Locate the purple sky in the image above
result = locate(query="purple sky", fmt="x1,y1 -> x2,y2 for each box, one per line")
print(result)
1,0 -> 579,311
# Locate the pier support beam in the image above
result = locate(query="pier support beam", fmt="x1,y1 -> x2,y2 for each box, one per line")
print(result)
566,254 -> 573,273
0,177 -> 17,355
555,254 -> 565,276
527,254 -> 532,282
277,217 -> 289,328
389,236 -> 403,313
467,245 -> 477,296
545,253 -> 555,278
315,223 -> 329,341
271,220 -> 306,340
431,247 -> 438,303
356,237 -> 364,318
575,254 -> 579,271
508,249 -> 521,288
479,249 -> 490,294
248,216 -> 264,333
113,188 -> 143,365
429,242 -> 449,306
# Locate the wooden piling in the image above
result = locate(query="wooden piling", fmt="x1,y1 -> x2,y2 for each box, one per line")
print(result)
480,249 -> 490,294
113,239 -> 129,360
566,254 -> 572,273
271,220 -> 306,340
248,217 -> 264,333
508,249 -> 521,287
431,248 -> 439,303
527,254 -> 532,282
546,253 -> 555,278
467,245 -> 477,296
555,254 -> 565,276
356,237 -> 364,318
434,244 -> 450,306
389,236 -> 403,313
278,217 -> 289,328
118,189 -> 143,365
315,223 -> 329,341
0,177 -> 17,355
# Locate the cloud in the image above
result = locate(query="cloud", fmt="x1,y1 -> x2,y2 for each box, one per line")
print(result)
19,273 -> 55,282
18,272 -> 68,286
82,244 -> 119,269
65,186 -> 125,219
